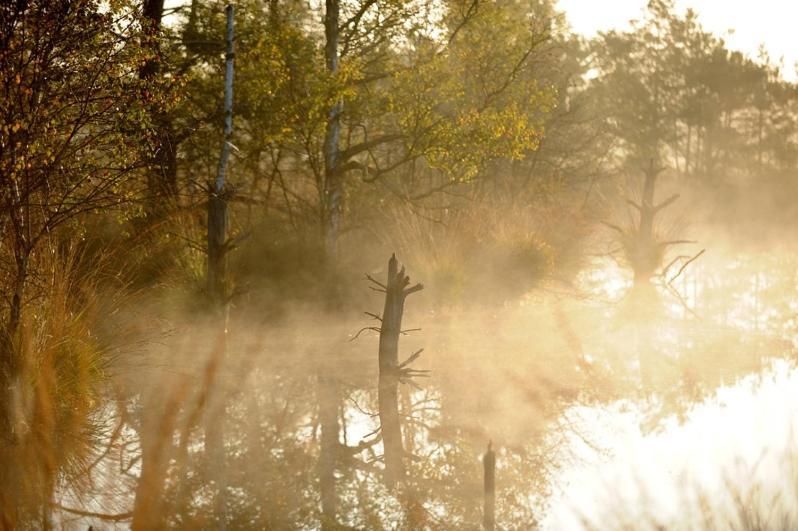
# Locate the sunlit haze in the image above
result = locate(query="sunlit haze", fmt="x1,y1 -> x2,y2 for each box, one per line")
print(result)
4,0 -> 798,528
560,0 -> 798,80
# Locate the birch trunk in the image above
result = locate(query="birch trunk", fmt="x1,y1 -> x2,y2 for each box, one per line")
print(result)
322,0 -> 342,260
207,4 -> 235,304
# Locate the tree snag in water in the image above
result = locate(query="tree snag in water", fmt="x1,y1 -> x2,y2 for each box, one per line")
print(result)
608,160 -> 689,288
369,254 -> 424,487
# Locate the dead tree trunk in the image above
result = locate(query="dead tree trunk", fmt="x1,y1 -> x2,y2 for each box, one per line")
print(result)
631,161 -> 663,286
614,161 -> 697,390
622,160 -> 684,288
370,254 -> 423,487
483,442 -> 495,531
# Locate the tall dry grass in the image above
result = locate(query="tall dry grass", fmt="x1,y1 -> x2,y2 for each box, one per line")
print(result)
0,244 -> 134,529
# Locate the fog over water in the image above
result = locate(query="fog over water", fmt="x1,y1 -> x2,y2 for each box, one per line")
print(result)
3,0 -> 798,529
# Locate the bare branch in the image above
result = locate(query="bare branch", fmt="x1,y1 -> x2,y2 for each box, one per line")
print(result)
661,254 -> 691,279
668,249 -> 705,284
339,134 -> 404,160
653,193 -> 680,212
398,348 -> 424,370
53,504 -> 132,522
662,282 -> 702,321
626,199 -> 642,211
350,326 -> 381,341
365,273 -> 387,290
403,283 -> 424,296
447,0 -> 480,46
601,221 -> 626,235
399,369 -> 431,378
341,433 -> 383,456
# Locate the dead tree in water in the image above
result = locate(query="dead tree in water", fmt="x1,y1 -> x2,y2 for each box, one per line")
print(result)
366,254 -> 425,487
605,160 -> 688,288
483,441 -> 496,531
606,161 -> 704,389
629,162 -> 681,286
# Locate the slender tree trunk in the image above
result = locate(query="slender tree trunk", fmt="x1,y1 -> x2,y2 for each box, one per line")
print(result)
208,4 -> 235,304
207,193 -> 228,303
633,162 -> 659,287
703,127 -> 714,174
685,124 -> 691,176
695,127 -> 701,175
322,0 -> 343,260
140,0 -> 178,207
757,106 -> 764,174
141,0 -> 166,78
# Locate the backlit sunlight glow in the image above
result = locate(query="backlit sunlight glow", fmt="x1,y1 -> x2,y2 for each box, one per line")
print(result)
560,0 -> 798,80
5,0 -> 798,528
545,360 -> 798,529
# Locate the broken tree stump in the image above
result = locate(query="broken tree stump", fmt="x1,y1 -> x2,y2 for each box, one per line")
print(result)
367,254 -> 424,487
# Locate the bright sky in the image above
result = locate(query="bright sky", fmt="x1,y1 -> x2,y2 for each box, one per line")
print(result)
559,0 -> 798,81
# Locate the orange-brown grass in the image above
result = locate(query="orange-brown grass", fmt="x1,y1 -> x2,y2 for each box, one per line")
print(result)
0,244 -> 133,528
